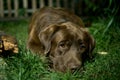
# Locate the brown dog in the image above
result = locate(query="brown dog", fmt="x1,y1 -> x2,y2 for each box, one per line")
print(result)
27,7 -> 95,72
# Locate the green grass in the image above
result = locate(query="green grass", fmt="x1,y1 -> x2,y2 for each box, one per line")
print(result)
0,18 -> 120,80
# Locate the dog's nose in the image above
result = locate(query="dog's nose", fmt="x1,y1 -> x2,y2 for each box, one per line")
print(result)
66,57 -> 82,72
70,65 -> 80,72
67,62 -> 81,72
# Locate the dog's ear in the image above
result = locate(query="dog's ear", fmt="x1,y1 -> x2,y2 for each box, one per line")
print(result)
88,35 -> 95,58
39,25 -> 66,55
83,32 -> 95,59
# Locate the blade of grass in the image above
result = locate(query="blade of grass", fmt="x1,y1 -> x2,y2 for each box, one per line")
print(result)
103,17 -> 114,35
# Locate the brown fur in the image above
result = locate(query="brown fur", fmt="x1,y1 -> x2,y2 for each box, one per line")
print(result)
27,7 -> 95,72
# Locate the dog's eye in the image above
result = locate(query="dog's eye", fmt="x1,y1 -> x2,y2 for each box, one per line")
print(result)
78,39 -> 86,49
59,42 -> 65,48
80,42 -> 86,48
59,40 -> 71,49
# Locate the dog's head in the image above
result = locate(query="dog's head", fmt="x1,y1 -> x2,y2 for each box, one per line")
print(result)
39,22 -> 95,72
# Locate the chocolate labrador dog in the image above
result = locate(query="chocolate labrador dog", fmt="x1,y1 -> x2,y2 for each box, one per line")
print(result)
27,7 -> 95,72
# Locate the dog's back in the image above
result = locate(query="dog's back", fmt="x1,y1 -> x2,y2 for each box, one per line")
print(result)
29,7 -> 85,33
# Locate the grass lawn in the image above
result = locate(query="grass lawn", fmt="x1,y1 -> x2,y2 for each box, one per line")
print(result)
0,17 -> 120,80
